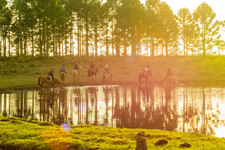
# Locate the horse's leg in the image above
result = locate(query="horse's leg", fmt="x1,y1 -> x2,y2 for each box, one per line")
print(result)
138,73 -> 142,83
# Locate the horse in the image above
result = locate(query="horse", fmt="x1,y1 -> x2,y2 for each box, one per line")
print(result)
38,77 -> 62,88
59,72 -> 66,83
103,72 -> 113,83
72,69 -> 80,83
88,68 -> 98,80
163,73 -> 179,89
138,67 -> 152,83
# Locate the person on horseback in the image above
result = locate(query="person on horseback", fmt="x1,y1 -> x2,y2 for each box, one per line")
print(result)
59,64 -> 66,73
74,63 -> 80,74
90,61 -> 97,72
48,68 -> 54,83
103,64 -> 113,82
104,64 -> 112,74
142,63 -> 151,75
165,68 -> 172,77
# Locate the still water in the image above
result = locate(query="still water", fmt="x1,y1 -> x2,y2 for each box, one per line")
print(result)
1,85 -> 225,138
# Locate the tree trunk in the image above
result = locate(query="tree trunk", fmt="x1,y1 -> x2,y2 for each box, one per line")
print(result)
136,137 -> 147,150
85,19 -> 89,56
53,32 -> 55,56
166,42 -> 168,56
0,36 -> 2,57
39,19 -> 42,56
31,29 -> 34,56
151,38 -> 155,56
23,27 -> 27,56
43,23 -> 46,56
131,26 -> 136,56
95,26 -> 98,57
46,32 -> 49,57
203,22 -> 206,56
19,0 -> 23,56
77,20 -> 80,56
111,21 -> 114,56
58,35 -> 61,56
8,32 -> 10,56
65,34 -> 67,56
3,36 -> 6,57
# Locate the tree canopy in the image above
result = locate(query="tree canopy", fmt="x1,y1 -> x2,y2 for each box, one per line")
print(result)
0,0 -> 223,57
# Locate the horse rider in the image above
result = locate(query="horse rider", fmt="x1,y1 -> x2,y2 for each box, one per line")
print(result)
74,63 -> 80,74
59,64 -> 66,74
90,61 -> 97,72
103,64 -> 113,81
104,64 -> 112,73
165,68 -> 172,77
48,68 -> 54,83
142,63 -> 151,75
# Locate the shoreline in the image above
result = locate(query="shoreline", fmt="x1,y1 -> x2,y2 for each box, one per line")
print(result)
1,80 -> 225,92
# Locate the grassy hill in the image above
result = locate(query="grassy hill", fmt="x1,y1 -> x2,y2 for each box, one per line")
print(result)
0,56 -> 225,90
1,116 -> 225,150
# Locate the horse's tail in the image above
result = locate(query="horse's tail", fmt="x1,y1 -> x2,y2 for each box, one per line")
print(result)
38,77 -> 41,85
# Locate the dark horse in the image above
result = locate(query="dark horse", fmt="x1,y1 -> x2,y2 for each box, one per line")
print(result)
59,72 -> 66,83
138,67 -> 152,83
88,68 -> 98,80
38,77 -> 62,88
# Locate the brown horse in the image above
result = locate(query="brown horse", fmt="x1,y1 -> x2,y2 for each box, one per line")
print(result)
138,67 -> 152,83
38,77 -> 62,88
88,68 -> 98,80
59,72 -> 66,83
103,72 -> 113,83
163,73 -> 179,89
72,69 -> 80,83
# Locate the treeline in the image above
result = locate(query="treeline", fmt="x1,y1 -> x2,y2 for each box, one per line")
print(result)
0,0 -> 224,57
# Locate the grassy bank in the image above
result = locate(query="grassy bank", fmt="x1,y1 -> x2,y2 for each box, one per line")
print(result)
0,56 -> 225,90
1,116 -> 225,150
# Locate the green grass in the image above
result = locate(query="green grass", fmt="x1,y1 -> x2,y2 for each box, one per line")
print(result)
0,116 -> 225,150
1,55 -> 225,90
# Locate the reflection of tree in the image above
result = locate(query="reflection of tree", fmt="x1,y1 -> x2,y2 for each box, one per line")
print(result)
3,93 -> 7,116
86,87 -> 98,125
102,86 -> 113,126
179,88 -> 220,136
2,86 -> 225,137
58,88 -> 68,124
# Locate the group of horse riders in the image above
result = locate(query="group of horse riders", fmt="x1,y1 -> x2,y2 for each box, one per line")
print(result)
46,61 -> 176,87
139,63 -> 178,87
47,62 -> 113,83
141,63 -> 173,78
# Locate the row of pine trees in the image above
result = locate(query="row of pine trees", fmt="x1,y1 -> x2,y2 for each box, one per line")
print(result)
0,0 -> 224,57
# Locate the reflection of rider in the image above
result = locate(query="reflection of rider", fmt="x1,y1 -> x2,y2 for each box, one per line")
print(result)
59,64 -> 66,73
74,63 -> 80,74
48,68 -> 54,81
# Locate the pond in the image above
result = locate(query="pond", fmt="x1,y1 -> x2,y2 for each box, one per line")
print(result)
1,84 -> 225,138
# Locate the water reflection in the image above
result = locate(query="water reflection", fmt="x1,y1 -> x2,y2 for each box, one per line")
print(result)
1,85 -> 225,137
